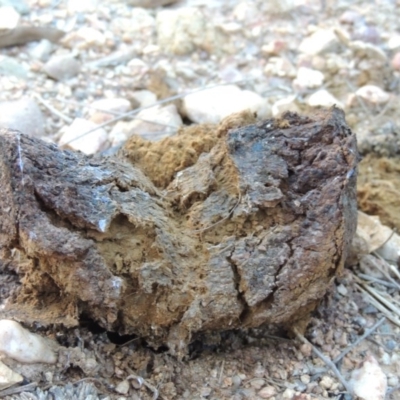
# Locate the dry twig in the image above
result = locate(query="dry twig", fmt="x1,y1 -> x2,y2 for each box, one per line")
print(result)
293,327 -> 352,394
333,317 -> 386,364
64,79 -> 254,145
0,383 -> 37,398
33,93 -> 73,124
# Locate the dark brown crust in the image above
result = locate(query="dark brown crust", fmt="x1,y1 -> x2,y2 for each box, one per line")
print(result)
0,107 -> 358,357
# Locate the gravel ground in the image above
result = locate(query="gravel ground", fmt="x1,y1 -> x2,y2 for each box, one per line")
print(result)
0,0 -> 400,399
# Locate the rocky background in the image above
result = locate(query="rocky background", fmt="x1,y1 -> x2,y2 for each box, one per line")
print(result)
0,0 -> 399,157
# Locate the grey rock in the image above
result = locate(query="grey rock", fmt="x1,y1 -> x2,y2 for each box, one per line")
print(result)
43,54 -> 81,81
183,84 -> 270,123
0,97 -> 45,137
299,29 -> 341,55
157,7 -> 226,55
0,55 -> 28,79
28,39 -> 53,62
0,0 -> 28,15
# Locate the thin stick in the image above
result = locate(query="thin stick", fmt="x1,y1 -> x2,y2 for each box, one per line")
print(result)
361,283 -> 400,317
33,93 -> 73,123
293,328 -> 352,394
374,96 -> 393,121
126,369 -> 159,400
218,360 -> 225,385
355,283 -> 400,327
0,382 -> 37,398
333,317 -> 386,364
357,273 -> 398,289
56,98 -> 180,128
370,253 -> 400,291
64,79 -> 255,145
345,79 -> 371,116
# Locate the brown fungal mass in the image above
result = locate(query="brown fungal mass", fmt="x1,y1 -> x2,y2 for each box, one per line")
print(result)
0,107 -> 357,357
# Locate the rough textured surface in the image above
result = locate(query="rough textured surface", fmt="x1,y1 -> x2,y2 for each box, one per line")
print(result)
0,107 -> 358,357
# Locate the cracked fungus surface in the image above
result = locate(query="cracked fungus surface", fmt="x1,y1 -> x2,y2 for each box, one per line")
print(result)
0,108 -> 357,357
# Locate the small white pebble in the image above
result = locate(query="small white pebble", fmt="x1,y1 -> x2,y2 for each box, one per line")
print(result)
282,388 -> 295,398
0,320 -> 57,364
320,375 -> 334,390
250,378 -> 265,389
200,387 -> 212,397
387,374 -> 399,387
350,355 -> 387,400
336,284 -> 348,296
0,360 -> 23,390
380,352 -> 390,365
115,379 -> 130,395
300,343 -> 312,357
258,385 -> 276,398
300,374 -> 310,384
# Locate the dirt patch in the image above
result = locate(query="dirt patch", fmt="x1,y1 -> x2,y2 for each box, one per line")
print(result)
357,154 -> 400,231
121,110 -> 257,188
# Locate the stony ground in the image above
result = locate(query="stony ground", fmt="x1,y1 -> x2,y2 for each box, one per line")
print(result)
0,0 -> 400,399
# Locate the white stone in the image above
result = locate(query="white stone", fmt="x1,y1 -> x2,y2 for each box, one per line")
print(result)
392,52 -> 400,71
115,379 -> 130,395
300,374 -> 310,384
43,54 -> 81,81
0,97 -> 44,137
282,388 -> 295,399
376,230 -> 400,263
59,118 -> 108,155
249,378 -> 265,389
261,40 -> 286,55
258,385 -> 276,398
142,44 -> 159,55
0,320 -> 57,364
62,27 -> 105,50
67,0 -> 98,12
380,352 -> 391,366
307,89 -> 343,109
218,22 -> 242,34
387,34 -> 400,50
88,98 -> 131,124
299,29 -> 340,55
0,55 -> 28,79
272,95 -> 300,117
109,122 -> 130,147
130,7 -> 155,33
263,0 -> 295,13
293,67 -> 324,90
28,39 -> 53,61
350,41 -> 387,63
130,90 -> 157,108
319,375 -> 334,390
110,104 -> 182,144
0,6 -> 20,30
126,58 -> 149,76
157,7 -> 223,55
233,1 -> 258,21
356,85 -> 390,104
388,374 -> 399,387
183,85 -> 270,124
336,284 -> 348,296
0,360 -> 23,390
264,57 -> 296,78
339,10 -> 363,24
350,355 -> 387,400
